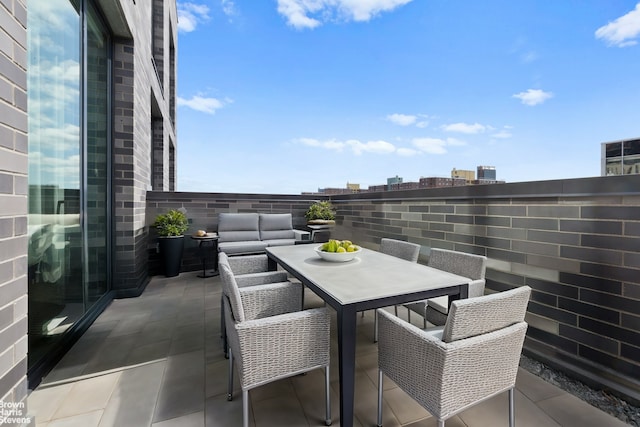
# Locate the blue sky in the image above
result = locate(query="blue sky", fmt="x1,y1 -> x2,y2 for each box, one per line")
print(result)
175,1 -> 640,194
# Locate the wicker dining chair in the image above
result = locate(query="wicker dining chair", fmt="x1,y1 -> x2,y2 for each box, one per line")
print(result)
220,253 -> 332,427
365,238 -> 421,342
404,248 -> 487,328
219,253 -> 292,357
377,286 -> 531,427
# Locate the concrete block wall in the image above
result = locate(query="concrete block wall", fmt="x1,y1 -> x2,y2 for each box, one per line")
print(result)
145,191 -> 319,276
0,0 -> 28,409
330,174 -> 640,404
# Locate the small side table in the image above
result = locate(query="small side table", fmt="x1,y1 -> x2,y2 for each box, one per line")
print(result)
307,224 -> 332,242
191,234 -> 219,278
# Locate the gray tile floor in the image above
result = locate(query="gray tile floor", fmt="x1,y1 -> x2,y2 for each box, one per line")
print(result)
28,272 -> 631,427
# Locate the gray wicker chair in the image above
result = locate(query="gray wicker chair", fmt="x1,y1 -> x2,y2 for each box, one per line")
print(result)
366,238 -> 421,342
404,248 -> 486,327
377,286 -> 531,427
219,253 -> 291,356
220,253 -> 332,427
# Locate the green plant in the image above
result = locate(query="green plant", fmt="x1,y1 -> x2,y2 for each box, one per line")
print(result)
154,209 -> 189,237
305,201 -> 336,221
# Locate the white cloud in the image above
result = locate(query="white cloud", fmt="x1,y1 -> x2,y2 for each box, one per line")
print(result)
387,113 -> 430,128
297,137 -> 399,155
512,89 -> 553,106
595,3 -> 640,47
177,95 -> 230,114
442,122 -> 486,134
347,139 -> 396,155
445,137 -> 466,146
178,2 -> 210,32
491,129 -> 513,139
276,0 -> 414,29
221,0 -> 236,18
411,137 -> 466,154
298,138 -> 346,151
411,138 -> 446,154
386,113 -> 417,126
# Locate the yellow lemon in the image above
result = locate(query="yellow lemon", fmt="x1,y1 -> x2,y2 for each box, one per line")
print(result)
347,245 -> 357,252
337,247 -> 346,253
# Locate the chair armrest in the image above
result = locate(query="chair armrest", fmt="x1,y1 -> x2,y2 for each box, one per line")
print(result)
235,307 -> 331,389
228,254 -> 269,275
239,281 -> 303,320
377,309 -> 527,419
235,271 -> 289,288
468,278 -> 485,298
293,229 -> 311,240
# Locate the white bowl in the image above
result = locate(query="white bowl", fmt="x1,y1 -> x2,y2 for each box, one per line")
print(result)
314,245 -> 361,262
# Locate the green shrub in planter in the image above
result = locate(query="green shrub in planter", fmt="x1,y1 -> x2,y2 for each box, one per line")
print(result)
154,209 -> 188,237
153,209 -> 189,277
305,201 -> 336,222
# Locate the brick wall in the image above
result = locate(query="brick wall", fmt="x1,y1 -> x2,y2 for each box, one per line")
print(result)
0,0 -> 28,409
330,174 -> 640,404
113,0 -> 177,295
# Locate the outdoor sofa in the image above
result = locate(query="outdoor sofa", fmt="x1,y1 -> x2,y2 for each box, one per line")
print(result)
217,212 -> 310,255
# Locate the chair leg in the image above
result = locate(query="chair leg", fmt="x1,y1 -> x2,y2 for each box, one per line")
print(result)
509,387 -> 515,427
227,349 -> 234,401
243,390 -> 249,427
377,369 -> 383,427
325,365 -> 332,426
394,305 -> 398,316
221,297 -> 228,357
438,420 -> 445,427
373,312 -> 378,343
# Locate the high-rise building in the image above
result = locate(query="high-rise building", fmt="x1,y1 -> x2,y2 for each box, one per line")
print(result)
387,175 -> 403,190
477,166 -> 497,181
601,138 -> 640,176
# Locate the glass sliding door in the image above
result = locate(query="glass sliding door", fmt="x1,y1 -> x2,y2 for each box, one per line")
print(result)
85,2 -> 110,305
27,0 -> 111,372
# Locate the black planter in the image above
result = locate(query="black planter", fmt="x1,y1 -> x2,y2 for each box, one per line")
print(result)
158,236 -> 184,277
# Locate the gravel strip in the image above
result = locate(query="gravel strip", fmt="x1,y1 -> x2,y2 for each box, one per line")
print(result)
520,355 -> 639,426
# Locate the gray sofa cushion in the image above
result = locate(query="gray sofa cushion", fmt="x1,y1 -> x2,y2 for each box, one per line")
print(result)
218,240 -> 269,255
218,213 -> 260,243
259,213 -> 295,240
262,239 -> 297,247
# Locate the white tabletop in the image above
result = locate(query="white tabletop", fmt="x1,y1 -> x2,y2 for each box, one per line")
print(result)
267,244 -> 471,306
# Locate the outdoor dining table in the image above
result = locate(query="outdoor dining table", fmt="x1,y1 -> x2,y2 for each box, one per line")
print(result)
266,244 -> 471,427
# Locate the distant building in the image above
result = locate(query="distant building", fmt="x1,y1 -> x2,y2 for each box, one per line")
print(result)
387,175 -> 403,190
390,181 -> 421,191
368,184 -> 387,193
602,138 -> 640,176
312,182 -> 361,195
477,166 -> 497,181
451,168 -> 475,183
420,177 -> 466,188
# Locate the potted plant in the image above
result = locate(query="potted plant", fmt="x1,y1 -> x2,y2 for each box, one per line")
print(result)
154,208 -> 189,277
305,201 -> 336,225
